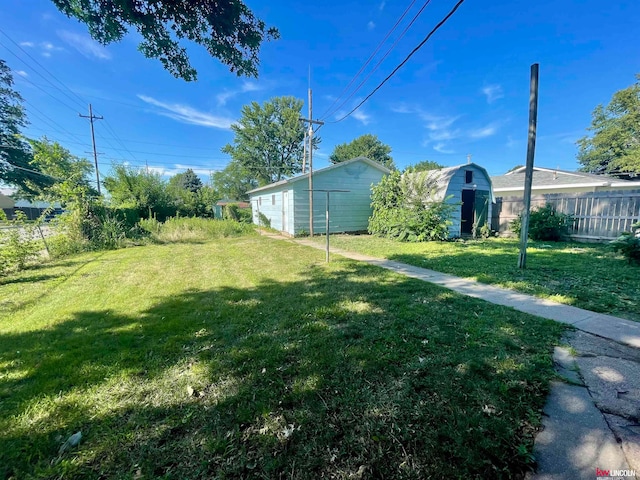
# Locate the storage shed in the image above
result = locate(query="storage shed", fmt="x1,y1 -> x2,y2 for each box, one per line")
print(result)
247,157 -> 390,236
416,163 -> 494,237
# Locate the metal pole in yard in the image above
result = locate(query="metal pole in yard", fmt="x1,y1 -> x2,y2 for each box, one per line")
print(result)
308,88 -> 314,237
325,191 -> 330,262
518,63 -> 539,269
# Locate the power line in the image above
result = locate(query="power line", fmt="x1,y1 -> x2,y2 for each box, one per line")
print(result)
331,0 -> 466,124
0,28 -> 87,110
320,0 -> 418,119
322,0 -> 434,120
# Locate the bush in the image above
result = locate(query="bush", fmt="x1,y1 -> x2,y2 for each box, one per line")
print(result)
223,204 -> 252,223
610,222 -> 640,264
369,170 -> 455,242
0,211 -> 42,274
258,212 -> 271,228
510,204 -> 573,241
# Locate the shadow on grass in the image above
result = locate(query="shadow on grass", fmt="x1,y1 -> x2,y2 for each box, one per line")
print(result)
0,261 -> 564,479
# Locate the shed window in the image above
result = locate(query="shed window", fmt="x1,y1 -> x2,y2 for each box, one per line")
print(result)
272,195 -> 276,205
465,170 -> 473,184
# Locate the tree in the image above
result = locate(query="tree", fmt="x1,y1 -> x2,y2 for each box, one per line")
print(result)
50,0 -> 279,81
168,169 -> 211,217
103,165 -> 176,219
0,60 -> 51,194
222,96 -> 314,185
211,160 -> 257,201
20,137 -> 95,201
170,168 -> 203,193
329,134 -> 395,170
577,74 -> 640,179
404,160 -> 444,173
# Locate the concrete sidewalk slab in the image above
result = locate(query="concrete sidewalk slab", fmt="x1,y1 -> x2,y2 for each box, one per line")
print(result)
530,381 -> 631,480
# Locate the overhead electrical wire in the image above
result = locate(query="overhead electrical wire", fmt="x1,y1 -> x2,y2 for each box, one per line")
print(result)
322,0 -> 435,120
320,0 -> 418,119
331,0 -> 466,124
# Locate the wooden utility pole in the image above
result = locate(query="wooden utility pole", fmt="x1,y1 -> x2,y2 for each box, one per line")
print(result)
518,63 -> 540,269
79,104 -> 103,195
300,88 -> 324,236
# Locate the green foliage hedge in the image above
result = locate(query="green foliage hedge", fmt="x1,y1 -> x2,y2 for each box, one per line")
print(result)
369,170 -> 455,242
511,204 -> 573,241
611,221 -> 640,264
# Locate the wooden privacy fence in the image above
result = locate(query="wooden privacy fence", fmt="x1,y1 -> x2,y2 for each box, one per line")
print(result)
492,189 -> 640,242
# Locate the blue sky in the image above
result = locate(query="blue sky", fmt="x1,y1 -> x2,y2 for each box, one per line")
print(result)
1,0 -> 639,184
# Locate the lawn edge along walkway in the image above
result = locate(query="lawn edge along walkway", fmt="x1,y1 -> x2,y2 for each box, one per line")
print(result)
286,235 -> 640,349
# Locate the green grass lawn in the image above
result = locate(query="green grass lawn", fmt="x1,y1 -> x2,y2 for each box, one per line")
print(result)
1,235 -> 565,479
312,235 -> 640,322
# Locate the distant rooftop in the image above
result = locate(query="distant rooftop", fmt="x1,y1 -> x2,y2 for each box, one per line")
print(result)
491,166 -> 639,191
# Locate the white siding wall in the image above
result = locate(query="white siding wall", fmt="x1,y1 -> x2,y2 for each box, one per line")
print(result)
292,162 -> 386,235
252,191 -> 286,232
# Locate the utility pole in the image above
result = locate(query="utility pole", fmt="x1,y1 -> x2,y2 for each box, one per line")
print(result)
518,63 -> 540,269
300,88 -> 324,236
79,104 -> 103,195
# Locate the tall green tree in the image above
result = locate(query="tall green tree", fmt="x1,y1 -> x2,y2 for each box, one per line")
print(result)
103,165 -> 176,219
329,134 -> 395,170
211,160 -> 257,201
170,168 -> 203,193
222,96 -> 314,185
50,0 -> 279,81
0,60 -> 51,194
577,74 -> 640,178
168,169 -> 212,217
21,137 -> 95,201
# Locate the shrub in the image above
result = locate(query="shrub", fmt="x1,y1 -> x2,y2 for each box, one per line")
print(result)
0,211 -> 42,274
610,221 -> 640,264
258,212 -> 271,228
510,204 -> 573,241
369,170 -> 455,242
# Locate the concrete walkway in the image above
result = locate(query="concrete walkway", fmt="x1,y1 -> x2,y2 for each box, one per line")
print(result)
263,233 -> 640,479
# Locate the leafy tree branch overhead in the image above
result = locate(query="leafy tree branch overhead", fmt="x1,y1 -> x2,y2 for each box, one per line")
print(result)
50,0 -> 279,81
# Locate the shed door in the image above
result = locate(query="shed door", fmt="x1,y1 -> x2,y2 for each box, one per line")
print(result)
461,190 -> 475,234
474,191 -> 490,230
282,191 -> 289,233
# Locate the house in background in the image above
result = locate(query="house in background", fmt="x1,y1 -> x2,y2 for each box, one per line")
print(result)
491,166 -> 640,197
213,199 -> 250,219
247,157 -> 390,236
0,191 -> 15,219
417,163 -> 494,238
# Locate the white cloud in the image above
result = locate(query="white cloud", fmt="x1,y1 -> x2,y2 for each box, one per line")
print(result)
57,30 -> 111,60
367,21 -> 376,30
433,143 -> 455,154
352,110 -> 372,125
469,124 -> 499,139
216,80 -> 262,106
379,1 -> 386,11
13,70 -> 28,77
481,84 -> 504,103
19,40 -> 63,57
138,94 -> 234,129
147,165 -> 212,178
